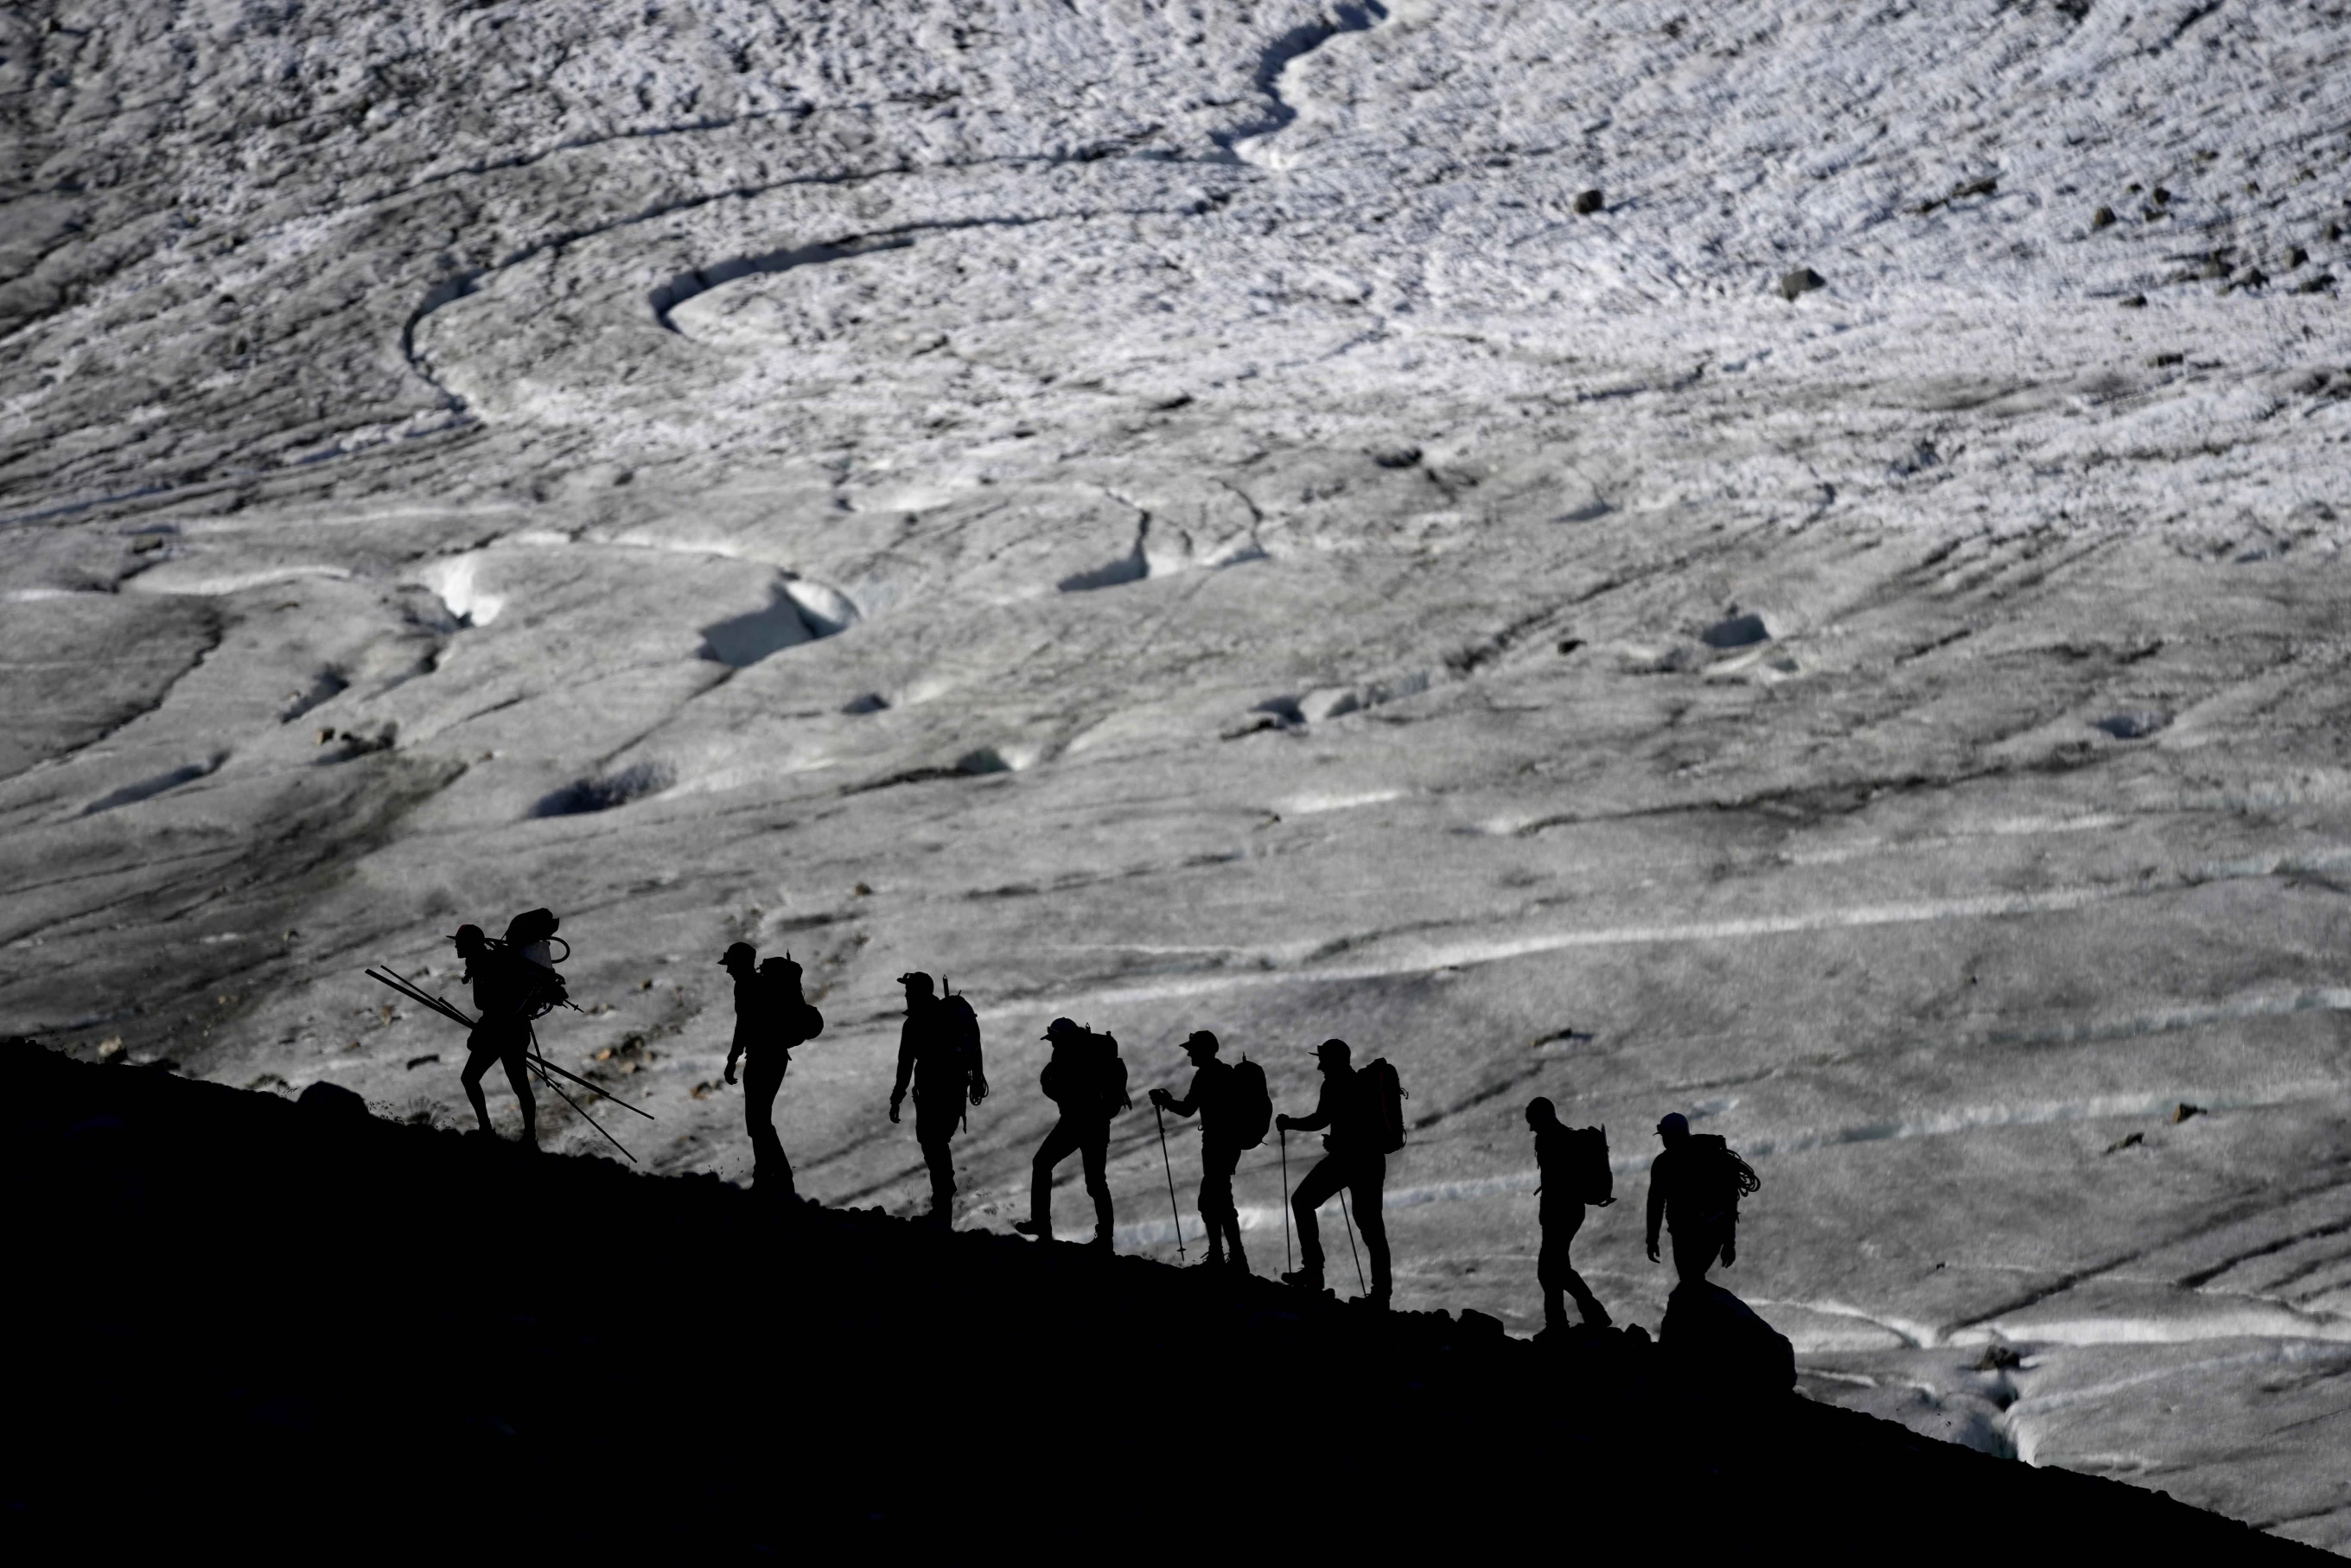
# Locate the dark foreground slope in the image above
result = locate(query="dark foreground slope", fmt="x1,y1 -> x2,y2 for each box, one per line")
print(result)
1,1042 -> 2317,1561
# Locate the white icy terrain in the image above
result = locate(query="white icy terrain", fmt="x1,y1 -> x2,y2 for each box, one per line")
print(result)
5,0 -> 2351,1542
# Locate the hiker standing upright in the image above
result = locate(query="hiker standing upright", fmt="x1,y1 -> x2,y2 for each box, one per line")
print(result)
1148,1029 -> 1265,1272
1275,1039 -> 1392,1305
1526,1097 -> 1612,1332
727,952 -> 819,1199
1015,1017 -> 1127,1248
889,972 -> 986,1226
453,922 -> 539,1143
1645,1112 -> 1759,1285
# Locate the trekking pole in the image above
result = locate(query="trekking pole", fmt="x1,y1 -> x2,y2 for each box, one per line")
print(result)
1340,1197 -> 1367,1295
1153,1103 -> 1186,1262
373,967 -> 655,1120
1279,1127 -> 1292,1274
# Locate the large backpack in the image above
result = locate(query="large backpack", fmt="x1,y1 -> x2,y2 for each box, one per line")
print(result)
1225,1057 -> 1272,1151
1093,1029 -> 1131,1118
1357,1058 -> 1408,1154
1686,1132 -> 1762,1218
939,984 -> 984,1101
497,908 -> 569,1017
1569,1124 -> 1614,1206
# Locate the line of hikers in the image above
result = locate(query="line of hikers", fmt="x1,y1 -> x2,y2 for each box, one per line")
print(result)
435,915 -> 1762,1323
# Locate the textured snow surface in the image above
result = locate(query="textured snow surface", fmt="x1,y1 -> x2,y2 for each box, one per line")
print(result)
5,0 -> 2351,1543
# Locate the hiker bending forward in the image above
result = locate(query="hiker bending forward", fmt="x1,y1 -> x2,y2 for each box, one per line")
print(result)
1149,1029 -> 1248,1272
1016,1017 -> 1125,1246
453,923 -> 537,1142
725,949 -> 815,1197
1276,1039 -> 1391,1304
1527,1097 -> 1611,1330
1646,1112 -> 1734,1285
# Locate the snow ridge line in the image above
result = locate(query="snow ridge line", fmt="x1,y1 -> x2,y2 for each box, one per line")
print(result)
1011,845 -> 2351,1013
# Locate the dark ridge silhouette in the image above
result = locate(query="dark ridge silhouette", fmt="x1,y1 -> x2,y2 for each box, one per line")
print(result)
1,1040 -> 2320,1558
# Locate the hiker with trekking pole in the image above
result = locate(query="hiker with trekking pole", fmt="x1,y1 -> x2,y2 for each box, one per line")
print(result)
722,947 -> 823,1201
1148,1029 -> 1271,1273
1274,1039 -> 1405,1308
889,972 -> 986,1227
1014,1017 -> 1127,1249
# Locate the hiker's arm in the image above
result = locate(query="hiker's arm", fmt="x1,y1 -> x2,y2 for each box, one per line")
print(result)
1282,1080 -> 1336,1133
1153,1070 -> 1201,1117
1645,1167 -> 1665,1260
889,1019 -> 915,1119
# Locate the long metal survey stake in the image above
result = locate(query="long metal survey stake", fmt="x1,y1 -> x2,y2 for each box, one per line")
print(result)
366,969 -> 471,1028
1279,1127 -> 1292,1274
1340,1195 -> 1367,1295
1153,1103 -> 1186,1263
528,1025 -> 637,1164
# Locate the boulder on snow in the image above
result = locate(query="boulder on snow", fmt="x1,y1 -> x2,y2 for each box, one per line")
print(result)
1779,266 -> 1825,301
1660,1280 -> 1795,1398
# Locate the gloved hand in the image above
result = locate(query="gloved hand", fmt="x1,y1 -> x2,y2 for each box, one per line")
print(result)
970,1075 -> 989,1106
1721,1239 -> 1736,1267
723,1057 -> 739,1086
1150,1087 -> 1172,1109
889,1096 -> 902,1125
1645,1238 -> 1660,1264
1275,1114 -> 1297,1132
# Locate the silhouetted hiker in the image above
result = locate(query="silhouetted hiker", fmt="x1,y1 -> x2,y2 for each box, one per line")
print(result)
1148,1029 -> 1271,1272
1275,1039 -> 1392,1305
889,972 -> 986,1226
725,953 -> 820,1199
1645,1112 -> 1761,1285
1526,1097 -> 1613,1332
1015,1017 -> 1128,1247
452,922 -> 540,1142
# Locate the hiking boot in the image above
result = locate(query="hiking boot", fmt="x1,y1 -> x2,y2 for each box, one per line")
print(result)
1280,1267 -> 1323,1292
1088,1233 -> 1113,1252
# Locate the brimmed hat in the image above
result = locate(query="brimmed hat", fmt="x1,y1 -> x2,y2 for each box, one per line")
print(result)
1043,1017 -> 1083,1041
719,941 -> 755,968
449,924 -> 487,947
898,972 -> 933,991
1182,1029 -> 1220,1055
1314,1038 -> 1351,1062
1657,1112 -> 1689,1137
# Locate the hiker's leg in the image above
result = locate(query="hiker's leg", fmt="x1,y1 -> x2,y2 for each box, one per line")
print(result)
1672,1223 -> 1717,1285
746,1052 -> 790,1192
1080,1122 -> 1112,1241
460,1041 -> 497,1132
1352,1154 -> 1391,1297
1553,1203 -> 1610,1325
1200,1142 -> 1239,1262
499,1037 -> 535,1140
916,1117 -> 956,1214
1538,1233 -> 1568,1330
1029,1118 -> 1080,1237
1290,1156 -> 1346,1275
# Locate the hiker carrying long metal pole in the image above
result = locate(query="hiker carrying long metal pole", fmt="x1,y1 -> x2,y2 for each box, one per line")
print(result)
1153,1102 -> 1186,1262
1280,1125 -> 1292,1273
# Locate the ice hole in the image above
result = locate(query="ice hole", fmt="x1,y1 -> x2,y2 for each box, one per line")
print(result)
1057,545 -> 1150,594
2093,711 -> 2170,740
1701,612 -> 1772,649
82,754 -> 225,816
534,760 -> 675,817
698,579 -> 861,667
